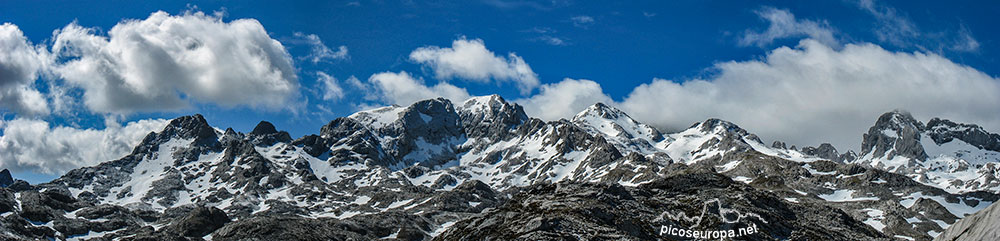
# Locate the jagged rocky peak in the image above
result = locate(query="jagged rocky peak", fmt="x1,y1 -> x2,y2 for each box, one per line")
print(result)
861,110 -> 928,160
0,169 -> 13,187
165,114 -> 217,140
129,114 -> 221,157
926,117 -> 1000,152
801,143 -> 840,160
458,95 -> 529,139
156,114 -> 219,146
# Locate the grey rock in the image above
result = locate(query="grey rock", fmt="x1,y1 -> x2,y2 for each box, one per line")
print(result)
163,206 -> 231,237
926,118 -> 1000,152
457,94 -> 529,140
0,188 -> 15,214
934,200 -> 1000,241
801,143 -> 841,161
771,141 -> 787,149
860,110 -> 928,161
438,170 -> 887,241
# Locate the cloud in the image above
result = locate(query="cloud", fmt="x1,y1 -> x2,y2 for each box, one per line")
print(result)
345,75 -> 365,90
0,23 -> 52,116
409,37 -> 540,94
51,11 -> 298,114
950,26 -> 980,52
515,78 -> 612,121
294,32 -> 349,63
482,0 -> 567,10
570,15 -> 594,28
856,0 -> 918,47
0,118 -> 168,174
366,71 -> 471,106
537,36 -> 567,46
855,0 -> 979,53
740,7 -> 838,47
523,27 -> 568,46
316,71 -> 344,101
618,39 -> 1000,151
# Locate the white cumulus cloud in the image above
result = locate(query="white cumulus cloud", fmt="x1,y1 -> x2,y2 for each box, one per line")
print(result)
0,23 -> 52,116
366,71 -> 471,106
515,78 -> 612,121
409,37 -> 539,94
51,11 -> 298,114
619,39 -> 1000,151
0,118 -> 168,174
740,7 -> 838,47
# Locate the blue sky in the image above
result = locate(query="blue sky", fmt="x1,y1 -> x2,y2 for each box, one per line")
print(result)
1,0 -> 999,183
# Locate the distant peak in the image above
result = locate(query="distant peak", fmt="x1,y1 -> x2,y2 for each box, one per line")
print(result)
573,102 -> 628,121
250,121 -> 278,136
875,110 -> 922,130
697,118 -> 740,131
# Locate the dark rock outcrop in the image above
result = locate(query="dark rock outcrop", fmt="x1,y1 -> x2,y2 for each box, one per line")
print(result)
248,121 -> 292,146
164,206 -> 231,237
926,118 -> 1000,152
0,169 -> 13,188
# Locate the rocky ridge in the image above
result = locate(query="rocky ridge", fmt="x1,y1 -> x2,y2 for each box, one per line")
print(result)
0,95 -> 997,240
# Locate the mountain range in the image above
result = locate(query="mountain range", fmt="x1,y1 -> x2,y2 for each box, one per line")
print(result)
1,95 -> 998,240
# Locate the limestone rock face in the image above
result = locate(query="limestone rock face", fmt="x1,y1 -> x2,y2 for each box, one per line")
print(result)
934,201 -> 1000,241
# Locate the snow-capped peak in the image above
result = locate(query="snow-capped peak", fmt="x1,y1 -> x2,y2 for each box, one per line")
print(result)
572,103 -> 663,142
850,111 -> 1000,194
457,94 -> 506,114
572,103 -> 628,121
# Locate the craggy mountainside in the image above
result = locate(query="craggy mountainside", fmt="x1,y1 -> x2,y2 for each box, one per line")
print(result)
1,95 -> 998,240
